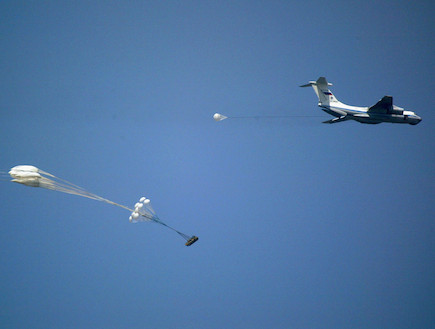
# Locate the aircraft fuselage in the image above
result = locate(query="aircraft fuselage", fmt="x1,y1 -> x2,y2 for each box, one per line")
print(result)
301,77 -> 422,125
320,104 -> 422,125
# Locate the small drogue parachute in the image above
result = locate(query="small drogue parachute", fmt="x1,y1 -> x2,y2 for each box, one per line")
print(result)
213,113 -> 228,121
7,165 -> 198,246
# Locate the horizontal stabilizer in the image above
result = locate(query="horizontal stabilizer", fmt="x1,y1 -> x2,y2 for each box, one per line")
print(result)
322,116 -> 348,124
300,80 -> 333,88
300,81 -> 316,88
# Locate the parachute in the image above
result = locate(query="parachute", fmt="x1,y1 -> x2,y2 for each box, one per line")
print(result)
213,113 -> 228,121
6,165 -> 198,246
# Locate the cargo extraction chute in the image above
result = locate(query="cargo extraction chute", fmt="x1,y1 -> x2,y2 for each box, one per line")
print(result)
6,165 -> 198,246
213,113 -> 228,121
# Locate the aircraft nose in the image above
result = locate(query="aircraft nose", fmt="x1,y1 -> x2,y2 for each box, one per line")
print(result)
411,115 -> 422,125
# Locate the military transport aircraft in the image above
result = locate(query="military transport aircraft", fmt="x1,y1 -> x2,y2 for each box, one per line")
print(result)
301,77 -> 421,125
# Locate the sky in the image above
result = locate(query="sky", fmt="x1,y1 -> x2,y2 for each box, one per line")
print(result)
0,1 -> 434,328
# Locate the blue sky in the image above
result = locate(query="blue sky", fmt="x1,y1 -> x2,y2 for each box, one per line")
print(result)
1,1 -> 434,328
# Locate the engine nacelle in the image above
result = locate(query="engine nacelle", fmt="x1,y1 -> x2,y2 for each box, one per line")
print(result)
390,105 -> 404,115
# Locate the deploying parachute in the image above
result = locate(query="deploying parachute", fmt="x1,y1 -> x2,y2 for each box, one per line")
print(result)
213,113 -> 228,121
7,165 -> 198,246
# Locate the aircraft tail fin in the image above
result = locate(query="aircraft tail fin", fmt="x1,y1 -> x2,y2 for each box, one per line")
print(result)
300,77 -> 341,106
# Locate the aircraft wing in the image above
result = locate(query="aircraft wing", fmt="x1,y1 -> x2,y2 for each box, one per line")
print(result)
368,96 -> 393,114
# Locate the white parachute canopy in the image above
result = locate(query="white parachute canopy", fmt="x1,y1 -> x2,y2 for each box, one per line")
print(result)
7,165 -> 196,244
8,165 -> 130,210
213,113 -> 228,121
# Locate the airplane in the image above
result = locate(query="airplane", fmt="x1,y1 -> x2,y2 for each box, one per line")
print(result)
300,77 -> 422,125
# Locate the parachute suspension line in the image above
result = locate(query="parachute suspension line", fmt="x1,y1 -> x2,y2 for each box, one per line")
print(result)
0,172 -> 11,182
152,218 -> 191,241
41,173 -> 135,212
33,175 -> 134,213
137,212 -> 191,240
228,115 -> 325,119
0,172 -> 11,180
129,197 -> 193,241
39,169 -> 74,182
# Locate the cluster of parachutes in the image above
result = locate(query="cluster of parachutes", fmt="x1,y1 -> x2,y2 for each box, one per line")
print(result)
130,197 -> 155,223
6,165 -> 198,246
